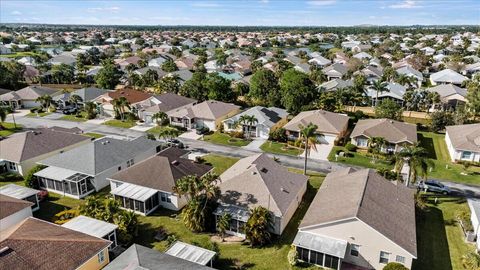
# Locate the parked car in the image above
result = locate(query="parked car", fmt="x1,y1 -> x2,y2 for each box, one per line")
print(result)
196,126 -> 210,135
166,138 -> 184,148
417,180 -> 451,195
62,106 -> 77,115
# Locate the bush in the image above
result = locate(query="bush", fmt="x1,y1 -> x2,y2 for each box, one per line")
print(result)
383,262 -> 408,270
457,209 -> 474,232
229,131 -> 245,139
345,143 -> 357,152
24,165 -> 46,189
48,105 -> 56,113
125,112 -> 138,121
287,246 -> 298,266
353,110 -> 366,121
269,128 -> 287,142
53,209 -> 79,225
377,168 -> 398,180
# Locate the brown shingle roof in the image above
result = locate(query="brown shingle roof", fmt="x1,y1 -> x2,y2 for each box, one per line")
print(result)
218,153 -> 308,217
0,128 -> 90,163
104,89 -> 152,104
109,148 -> 212,192
145,92 -> 197,113
446,123 -> 480,152
169,100 -> 240,121
300,168 -> 417,257
283,110 -> 349,135
0,217 -> 110,270
0,194 -> 33,220
351,118 -> 418,144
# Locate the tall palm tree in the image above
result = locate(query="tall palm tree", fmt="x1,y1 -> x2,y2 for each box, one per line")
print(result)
152,111 -> 168,126
394,144 -> 433,187
245,206 -> 272,247
247,115 -> 258,139
367,136 -> 386,163
118,96 -> 131,121
299,123 -> 318,175
36,95 -> 53,111
69,94 -> 83,108
371,80 -> 389,107
238,114 -> 250,138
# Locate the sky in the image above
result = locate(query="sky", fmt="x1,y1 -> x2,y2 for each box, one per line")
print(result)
0,0 -> 479,26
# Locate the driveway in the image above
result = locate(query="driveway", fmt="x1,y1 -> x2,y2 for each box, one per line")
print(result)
299,136 -> 335,161
242,138 -> 267,151
179,130 -> 202,140
130,123 -> 154,132
43,113 -> 64,120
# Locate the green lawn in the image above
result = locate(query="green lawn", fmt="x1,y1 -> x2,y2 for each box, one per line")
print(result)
83,132 -> 105,139
413,195 -> 474,270
327,146 -> 393,170
202,154 -> 240,174
418,132 -> 480,184
26,112 -> 52,117
0,122 -> 23,137
203,132 -> 251,147
0,174 -> 24,186
0,52 -> 42,58
60,113 -> 88,122
103,119 -> 136,128
260,141 -> 303,156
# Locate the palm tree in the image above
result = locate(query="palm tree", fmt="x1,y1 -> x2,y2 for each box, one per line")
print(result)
371,80 -> 389,107
36,95 -> 53,111
367,136 -> 386,163
394,144 -> 433,187
113,97 -> 131,121
299,123 -> 318,175
157,126 -> 180,142
247,115 -> 258,139
238,114 -> 250,138
245,206 -> 272,247
217,213 -> 231,241
152,111 -> 168,126
83,101 -> 97,119
69,94 -> 83,108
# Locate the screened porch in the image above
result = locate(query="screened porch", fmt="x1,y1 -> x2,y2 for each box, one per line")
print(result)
35,167 -> 95,198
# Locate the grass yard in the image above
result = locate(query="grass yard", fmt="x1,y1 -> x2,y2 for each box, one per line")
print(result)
202,154 -> 240,174
26,112 -> 52,117
60,112 -> 88,122
83,132 -> 105,139
413,195 -> 474,270
0,122 -> 23,137
0,52 -> 42,58
103,119 -> 136,128
260,141 -> 303,156
0,175 -> 24,186
327,146 -> 393,170
203,132 -> 251,147
418,131 -> 480,184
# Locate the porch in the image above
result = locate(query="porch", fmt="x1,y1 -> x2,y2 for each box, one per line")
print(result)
213,204 -> 250,238
111,182 -> 161,215
35,166 -> 95,199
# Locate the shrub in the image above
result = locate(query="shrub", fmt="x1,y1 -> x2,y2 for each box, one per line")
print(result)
53,209 -> 79,225
229,131 -> 245,139
383,262 -> 408,270
287,246 -> 298,266
269,128 -> 287,142
377,168 -> 398,180
353,110 -> 366,121
125,112 -> 138,121
24,165 -> 46,189
457,209 -> 474,232
166,234 -> 178,246
345,143 -> 357,152
48,105 -> 56,113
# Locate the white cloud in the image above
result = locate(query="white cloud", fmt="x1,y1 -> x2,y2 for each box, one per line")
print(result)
389,0 -> 422,9
87,6 -> 120,12
11,10 -> 22,15
191,2 -> 220,7
307,0 -> 337,6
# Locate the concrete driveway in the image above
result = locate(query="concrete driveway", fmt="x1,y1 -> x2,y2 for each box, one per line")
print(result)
179,130 -> 202,140
299,136 -> 335,161
242,138 -> 267,151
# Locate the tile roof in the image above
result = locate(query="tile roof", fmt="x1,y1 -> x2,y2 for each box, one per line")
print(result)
283,110 -> 349,135
0,194 -> 33,220
351,118 -> 417,144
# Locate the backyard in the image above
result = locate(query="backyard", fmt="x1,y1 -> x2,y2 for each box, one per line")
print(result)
260,141 -> 303,156
203,132 -> 251,147
0,122 -> 23,137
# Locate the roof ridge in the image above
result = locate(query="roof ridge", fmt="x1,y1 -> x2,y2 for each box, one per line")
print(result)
354,169 -> 371,217
246,166 -> 282,215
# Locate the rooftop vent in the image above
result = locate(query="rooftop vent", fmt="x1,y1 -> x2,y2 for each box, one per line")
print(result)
0,246 -> 12,256
280,187 -> 289,193
171,160 -> 179,166
251,171 -> 257,175
260,168 -> 268,173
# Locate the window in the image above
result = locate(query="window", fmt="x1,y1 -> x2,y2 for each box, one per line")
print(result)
127,159 -> 134,167
98,251 -> 105,263
396,255 -> 405,264
380,251 -> 390,264
461,151 -> 472,160
8,162 -> 17,171
350,244 -> 360,257
160,192 -> 167,202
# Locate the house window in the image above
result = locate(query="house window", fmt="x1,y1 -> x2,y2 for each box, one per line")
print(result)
396,255 -> 406,264
127,159 -> 134,167
461,151 -> 472,160
380,251 -> 390,264
98,251 -> 105,263
350,244 -> 360,257
8,162 -> 17,171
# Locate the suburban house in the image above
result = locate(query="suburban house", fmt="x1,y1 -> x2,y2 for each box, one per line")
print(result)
293,168 -> 417,270
222,106 -> 288,139
53,87 -> 111,108
0,184 -> 40,212
34,136 -> 161,199
322,63 -> 348,80
367,82 -> 406,105
213,153 -> 308,237
430,68 -> 468,86
445,123 -> 480,162
427,84 -> 467,109
0,194 -> 33,233
104,244 -> 215,270
0,128 -> 90,176
140,92 -> 197,125
0,85 -> 58,109
109,147 -> 212,214
318,78 -> 353,92
169,100 -> 241,131
350,119 -> 417,153
396,66 -> 423,87
93,89 -> 153,117
62,215 -> 119,250
283,110 -> 349,145
0,217 -> 111,270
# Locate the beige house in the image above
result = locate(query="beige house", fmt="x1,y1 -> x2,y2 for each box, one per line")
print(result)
350,119 -> 417,153
446,124 -> 480,162
213,153 -> 308,237
169,100 -> 241,131
0,128 -> 91,176
283,110 -> 349,145
293,168 -> 417,270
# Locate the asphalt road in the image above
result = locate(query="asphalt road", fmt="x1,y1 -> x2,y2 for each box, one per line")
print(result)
7,113 -> 480,198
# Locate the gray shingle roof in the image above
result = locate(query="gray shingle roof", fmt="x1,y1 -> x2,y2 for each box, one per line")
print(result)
283,110 -> 349,135
351,118 -> 417,144
223,106 -> 288,128
446,123 -> 480,152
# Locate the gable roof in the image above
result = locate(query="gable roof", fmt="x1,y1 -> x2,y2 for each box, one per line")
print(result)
300,168 -> 417,257
0,128 -> 90,163
218,153 -> 308,217
100,89 -> 153,104
446,123 -> 480,152
322,63 -> 347,76
39,136 -> 160,175
351,118 -> 417,144
427,84 -> 467,99
223,106 -> 288,128
0,217 -> 110,270
430,69 -> 468,84
396,66 -> 423,80
169,100 -> 240,120
283,110 -> 349,135
109,147 -> 212,193
6,85 -> 58,100
145,92 -> 197,113
0,194 -> 33,220
104,244 -> 214,270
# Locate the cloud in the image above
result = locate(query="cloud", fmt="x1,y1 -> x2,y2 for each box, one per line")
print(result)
307,0 -> 337,6
191,2 -> 220,7
389,0 -> 423,9
11,10 -> 22,15
87,6 -> 120,12
260,0 -> 269,3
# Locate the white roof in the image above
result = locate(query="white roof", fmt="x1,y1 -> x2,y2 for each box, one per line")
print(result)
165,241 -> 216,266
111,182 -> 158,202
34,166 -> 79,181
430,69 -> 468,84
0,184 -> 38,199
62,215 -> 118,238
293,231 -> 348,258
